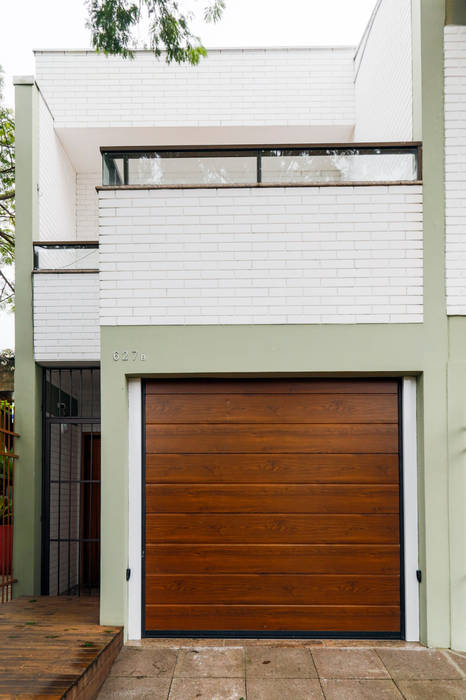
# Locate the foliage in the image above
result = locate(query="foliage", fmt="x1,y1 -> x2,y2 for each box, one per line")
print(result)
87,0 -> 225,64
0,348 -> 15,374
0,68 -> 15,310
0,350 -> 14,374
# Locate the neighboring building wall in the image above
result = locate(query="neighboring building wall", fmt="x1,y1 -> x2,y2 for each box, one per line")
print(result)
33,273 -> 100,361
354,0 -> 413,141
99,185 -> 423,325
445,25 -> 466,315
77,173 -> 100,240
38,93 -> 76,240
34,48 -> 355,128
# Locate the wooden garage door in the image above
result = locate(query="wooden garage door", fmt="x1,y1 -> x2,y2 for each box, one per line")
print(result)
144,379 -> 401,636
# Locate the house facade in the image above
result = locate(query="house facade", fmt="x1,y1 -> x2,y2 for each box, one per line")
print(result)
12,0 -> 466,649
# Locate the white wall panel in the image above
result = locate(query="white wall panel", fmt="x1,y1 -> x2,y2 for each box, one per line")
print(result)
445,26 -> 466,315
35,48 -> 355,129
354,0 -> 413,141
33,273 -> 100,361
38,93 -> 76,240
99,185 -> 423,326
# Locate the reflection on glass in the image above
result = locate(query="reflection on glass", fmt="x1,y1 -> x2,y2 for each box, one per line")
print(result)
260,149 -> 417,183
127,152 -> 257,186
102,147 -> 419,187
34,246 -> 99,270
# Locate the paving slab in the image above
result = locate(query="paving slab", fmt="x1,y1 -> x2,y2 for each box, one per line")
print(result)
247,678 -> 324,699
312,648 -> 389,679
109,646 -> 177,677
245,647 -> 317,678
168,677 -> 246,699
321,679 -> 403,699
377,649 -> 463,680
174,647 -> 244,678
397,679 -> 466,699
98,676 -> 171,699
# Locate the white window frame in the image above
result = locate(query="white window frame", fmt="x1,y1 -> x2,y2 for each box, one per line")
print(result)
127,378 -> 142,640
127,376 -> 420,641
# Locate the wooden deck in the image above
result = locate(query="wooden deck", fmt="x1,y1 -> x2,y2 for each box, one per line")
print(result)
0,596 -> 122,699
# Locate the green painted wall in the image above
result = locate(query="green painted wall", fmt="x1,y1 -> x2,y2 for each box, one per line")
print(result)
98,0 -> 464,650
12,0 -> 466,652
13,80 -> 42,596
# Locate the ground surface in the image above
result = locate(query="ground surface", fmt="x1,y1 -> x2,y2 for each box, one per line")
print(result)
0,596 -> 122,699
98,639 -> 466,699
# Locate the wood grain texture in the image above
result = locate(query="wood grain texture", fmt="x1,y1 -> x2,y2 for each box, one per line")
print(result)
145,605 -> 401,632
145,574 -> 400,605
146,453 -> 400,484
146,423 -> 398,454
146,514 -> 399,544
146,380 -> 399,395
146,484 -> 399,514
145,544 -> 401,575
144,378 -> 401,634
146,393 -> 398,424
0,597 -> 122,698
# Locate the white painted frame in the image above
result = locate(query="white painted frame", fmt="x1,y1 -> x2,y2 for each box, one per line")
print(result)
126,376 -> 420,641
402,376 -> 420,641
127,378 -> 142,640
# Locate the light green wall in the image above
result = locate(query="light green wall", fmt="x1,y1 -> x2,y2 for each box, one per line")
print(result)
13,80 -> 42,596
98,0 -> 463,650
446,317 -> 466,650
12,0 -> 466,652
99,321 -> 447,645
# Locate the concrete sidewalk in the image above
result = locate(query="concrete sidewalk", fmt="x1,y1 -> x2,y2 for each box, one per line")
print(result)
98,639 -> 466,699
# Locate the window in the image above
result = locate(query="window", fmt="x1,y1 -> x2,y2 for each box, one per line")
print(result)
102,145 -> 420,188
33,243 -> 99,271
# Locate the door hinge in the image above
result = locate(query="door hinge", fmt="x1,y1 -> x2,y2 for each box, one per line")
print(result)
126,568 -> 131,581
416,569 -> 422,583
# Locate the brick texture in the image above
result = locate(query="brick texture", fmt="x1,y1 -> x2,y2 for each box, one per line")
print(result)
77,172 -> 100,240
445,26 -> 466,315
34,48 -> 355,129
33,273 -> 100,361
98,185 -> 423,326
38,93 -> 76,240
354,0 -> 413,142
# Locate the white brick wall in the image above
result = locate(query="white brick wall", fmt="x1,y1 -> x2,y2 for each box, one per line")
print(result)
38,93 -> 76,240
445,26 -> 466,315
77,173 -> 100,240
33,273 -> 100,361
34,48 -> 355,129
98,185 -> 423,325
354,0 -> 413,141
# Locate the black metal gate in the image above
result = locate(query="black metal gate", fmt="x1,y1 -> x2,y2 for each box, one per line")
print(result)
41,368 -> 101,596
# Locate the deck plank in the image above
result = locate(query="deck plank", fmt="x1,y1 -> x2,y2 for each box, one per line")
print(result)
0,597 -> 122,699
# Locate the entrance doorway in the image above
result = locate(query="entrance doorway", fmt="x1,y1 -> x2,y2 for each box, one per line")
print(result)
41,368 -> 101,596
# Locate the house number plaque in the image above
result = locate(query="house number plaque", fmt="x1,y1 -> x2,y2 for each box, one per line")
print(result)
113,351 -> 146,361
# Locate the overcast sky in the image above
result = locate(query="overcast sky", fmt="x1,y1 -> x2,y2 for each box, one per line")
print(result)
0,0 -> 378,349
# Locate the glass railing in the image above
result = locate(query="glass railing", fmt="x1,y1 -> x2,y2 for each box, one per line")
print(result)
33,242 -> 99,271
101,145 -> 421,188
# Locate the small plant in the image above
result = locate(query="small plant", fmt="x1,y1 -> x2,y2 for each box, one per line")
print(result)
0,495 -> 12,521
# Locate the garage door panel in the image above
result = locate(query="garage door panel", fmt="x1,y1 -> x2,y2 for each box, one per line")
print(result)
146,423 -> 398,454
145,453 -> 399,484
144,378 -> 402,636
145,393 -> 398,424
146,545 -> 401,575
146,380 -> 399,395
146,514 -> 399,544
145,574 -> 400,606
145,605 -> 401,633
146,484 -> 399,514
